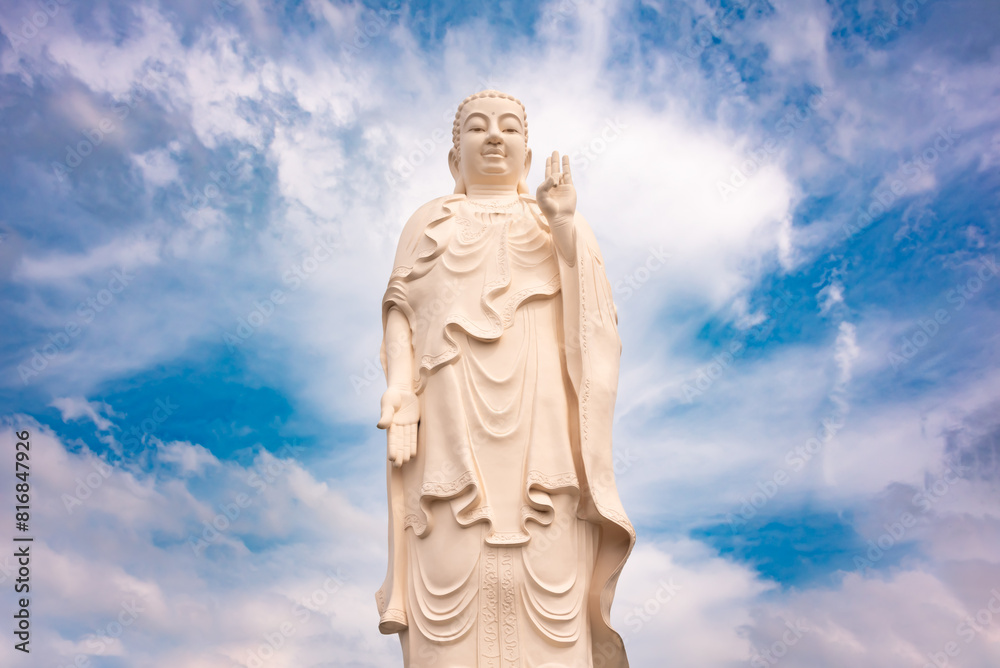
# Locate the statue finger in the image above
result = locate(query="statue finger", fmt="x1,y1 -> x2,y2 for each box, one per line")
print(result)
377,404 -> 394,429
562,154 -> 573,184
399,430 -> 410,465
393,426 -> 406,466
377,390 -> 400,428
408,424 -> 417,459
551,150 -> 560,175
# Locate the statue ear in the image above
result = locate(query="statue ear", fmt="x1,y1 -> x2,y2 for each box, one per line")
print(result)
448,147 -> 465,194
518,147 -> 532,195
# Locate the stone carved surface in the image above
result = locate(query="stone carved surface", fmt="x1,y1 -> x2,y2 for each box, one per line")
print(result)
376,90 -> 635,667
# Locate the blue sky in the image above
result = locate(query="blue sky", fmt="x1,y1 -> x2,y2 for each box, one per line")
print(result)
1,0 -> 999,666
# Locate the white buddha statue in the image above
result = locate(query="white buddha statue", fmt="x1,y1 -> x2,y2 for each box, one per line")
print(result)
376,90 -> 634,668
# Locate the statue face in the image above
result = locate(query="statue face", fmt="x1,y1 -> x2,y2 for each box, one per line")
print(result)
455,96 -> 529,189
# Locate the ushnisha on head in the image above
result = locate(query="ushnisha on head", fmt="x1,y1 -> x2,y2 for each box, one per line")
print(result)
449,90 -> 532,196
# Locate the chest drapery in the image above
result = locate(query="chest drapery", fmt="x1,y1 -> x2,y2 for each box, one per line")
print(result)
382,196 -> 562,392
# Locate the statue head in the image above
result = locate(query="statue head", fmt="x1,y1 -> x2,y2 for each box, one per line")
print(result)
449,90 -> 531,195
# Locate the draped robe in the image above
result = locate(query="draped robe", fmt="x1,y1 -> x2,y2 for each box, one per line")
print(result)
377,194 -> 634,668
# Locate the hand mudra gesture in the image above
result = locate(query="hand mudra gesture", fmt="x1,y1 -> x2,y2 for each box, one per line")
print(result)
536,151 -> 577,225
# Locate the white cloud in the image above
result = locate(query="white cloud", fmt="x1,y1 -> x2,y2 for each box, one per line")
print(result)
157,440 -> 221,475
833,320 -> 859,392
8,414 -> 1000,668
824,370 -> 1000,499
1,419 -> 395,668
132,145 -> 180,187
42,5 -> 180,97
13,235 -> 161,284
818,280 -> 844,315
50,396 -> 117,431
751,0 -> 834,88
748,569 -> 1000,667
613,537 -> 772,666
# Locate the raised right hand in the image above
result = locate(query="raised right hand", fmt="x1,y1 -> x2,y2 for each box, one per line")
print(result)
535,150 -> 577,226
377,387 -> 419,467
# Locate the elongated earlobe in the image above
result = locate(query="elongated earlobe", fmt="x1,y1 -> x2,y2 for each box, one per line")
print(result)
448,148 -> 465,194
518,147 -> 532,195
